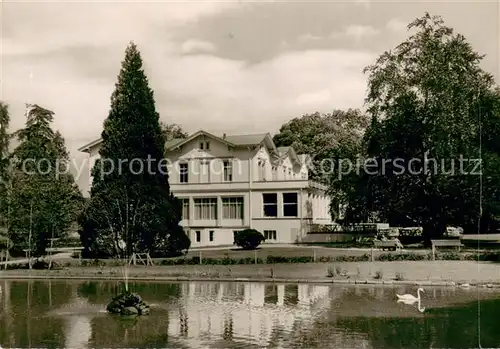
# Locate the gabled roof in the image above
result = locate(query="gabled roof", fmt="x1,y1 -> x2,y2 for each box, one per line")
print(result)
78,137 -> 186,153
78,138 -> 103,153
78,130 -> 305,167
166,130 -> 235,151
224,133 -> 268,146
276,146 -> 301,165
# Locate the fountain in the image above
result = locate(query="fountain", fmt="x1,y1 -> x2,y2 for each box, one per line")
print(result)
106,291 -> 150,316
106,240 -> 150,316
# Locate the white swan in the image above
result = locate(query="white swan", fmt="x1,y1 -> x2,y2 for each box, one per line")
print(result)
417,299 -> 425,313
396,287 -> 424,302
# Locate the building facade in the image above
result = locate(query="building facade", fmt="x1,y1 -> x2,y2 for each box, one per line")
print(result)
78,130 -> 332,246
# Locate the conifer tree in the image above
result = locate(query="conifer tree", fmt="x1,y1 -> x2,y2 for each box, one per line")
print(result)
10,104 -> 83,254
80,42 -> 189,257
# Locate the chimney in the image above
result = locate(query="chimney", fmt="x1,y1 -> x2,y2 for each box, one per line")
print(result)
223,133 -> 226,139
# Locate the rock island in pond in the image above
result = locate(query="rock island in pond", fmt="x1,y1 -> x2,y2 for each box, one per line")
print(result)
106,291 -> 150,316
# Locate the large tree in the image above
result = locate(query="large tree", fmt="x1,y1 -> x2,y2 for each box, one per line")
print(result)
160,122 -> 188,141
356,13 -> 500,241
0,102 -> 12,255
273,109 -> 369,220
273,109 -> 369,180
79,42 -> 189,258
9,104 -> 83,255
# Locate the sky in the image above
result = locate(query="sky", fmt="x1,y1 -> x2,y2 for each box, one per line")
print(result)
1,0 -> 499,191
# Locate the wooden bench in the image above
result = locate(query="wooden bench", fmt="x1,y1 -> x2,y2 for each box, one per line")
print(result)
373,240 -> 403,251
431,239 -> 463,260
23,247 -> 84,267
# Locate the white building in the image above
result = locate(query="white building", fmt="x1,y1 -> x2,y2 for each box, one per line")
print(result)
78,130 -> 332,247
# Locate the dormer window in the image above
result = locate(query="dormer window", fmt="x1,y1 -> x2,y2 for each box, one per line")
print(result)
200,141 -> 210,150
200,142 -> 204,150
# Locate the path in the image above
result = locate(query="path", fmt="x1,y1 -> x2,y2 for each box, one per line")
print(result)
0,252 -> 73,266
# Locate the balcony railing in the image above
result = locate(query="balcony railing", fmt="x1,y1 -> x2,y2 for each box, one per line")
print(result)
307,180 -> 328,191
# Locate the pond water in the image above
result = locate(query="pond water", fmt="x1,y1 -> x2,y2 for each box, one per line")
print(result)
0,279 -> 499,348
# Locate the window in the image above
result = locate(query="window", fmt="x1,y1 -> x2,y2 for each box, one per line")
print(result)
181,199 -> 189,220
206,141 -> 210,150
258,160 -> 266,181
209,230 -> 214,242
264,230 -> 277,240
223,160 -> 233,182
195,231 -> 201,242
200,160 -> 210,183
179,163 -> 188,183
194,198 -> 217,220
222,197 -> 244,219
283,193 -> 298,217
262,193 -> 277,217
200,142 -> 204,150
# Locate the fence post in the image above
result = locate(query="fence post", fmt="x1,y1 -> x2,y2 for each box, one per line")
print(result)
432,244 -> 435,261
313,249 -> 316,262
254,250 -> 257,264
371,247 -> 374,262
199,251 -> 203,265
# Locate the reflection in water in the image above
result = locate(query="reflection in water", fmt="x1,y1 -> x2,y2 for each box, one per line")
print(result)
65,315 -> 92,349
1,280 -> 500,348
166,283 -> 331,347
397,297 -> 426,313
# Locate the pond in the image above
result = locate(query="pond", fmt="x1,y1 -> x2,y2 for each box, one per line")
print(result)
0,279 -> 499,348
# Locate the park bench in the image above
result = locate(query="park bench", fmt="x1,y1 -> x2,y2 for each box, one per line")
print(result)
373,240 -> 403,251
46,246 -> 84,260
431,239 -> 464,260
23,246 -> 84,267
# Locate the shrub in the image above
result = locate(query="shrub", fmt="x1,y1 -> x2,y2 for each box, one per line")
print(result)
234,229 -> 265,250
152,226 -> 191,258
374,269 -> 383,279
377,253 -> 427,261
29,260 -> 62,270
266,256 -> 313,264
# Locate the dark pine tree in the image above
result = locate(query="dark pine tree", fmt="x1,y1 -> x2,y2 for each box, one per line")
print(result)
80,42 -> 189,258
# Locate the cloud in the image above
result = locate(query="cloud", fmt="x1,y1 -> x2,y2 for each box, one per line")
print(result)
181,39 -> 217,54
297,33 -> 322,43
353,0 -> 371,10
386,18 -> 408,33
296,89 -> 332,106
147,49 -> 374,133
330,25 -> 380,41
2,1 -> 244,56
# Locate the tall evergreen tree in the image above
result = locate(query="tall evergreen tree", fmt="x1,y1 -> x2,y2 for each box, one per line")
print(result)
79,42 -> 189,258
0,102 -> 10,182
10,104 -> 83,254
